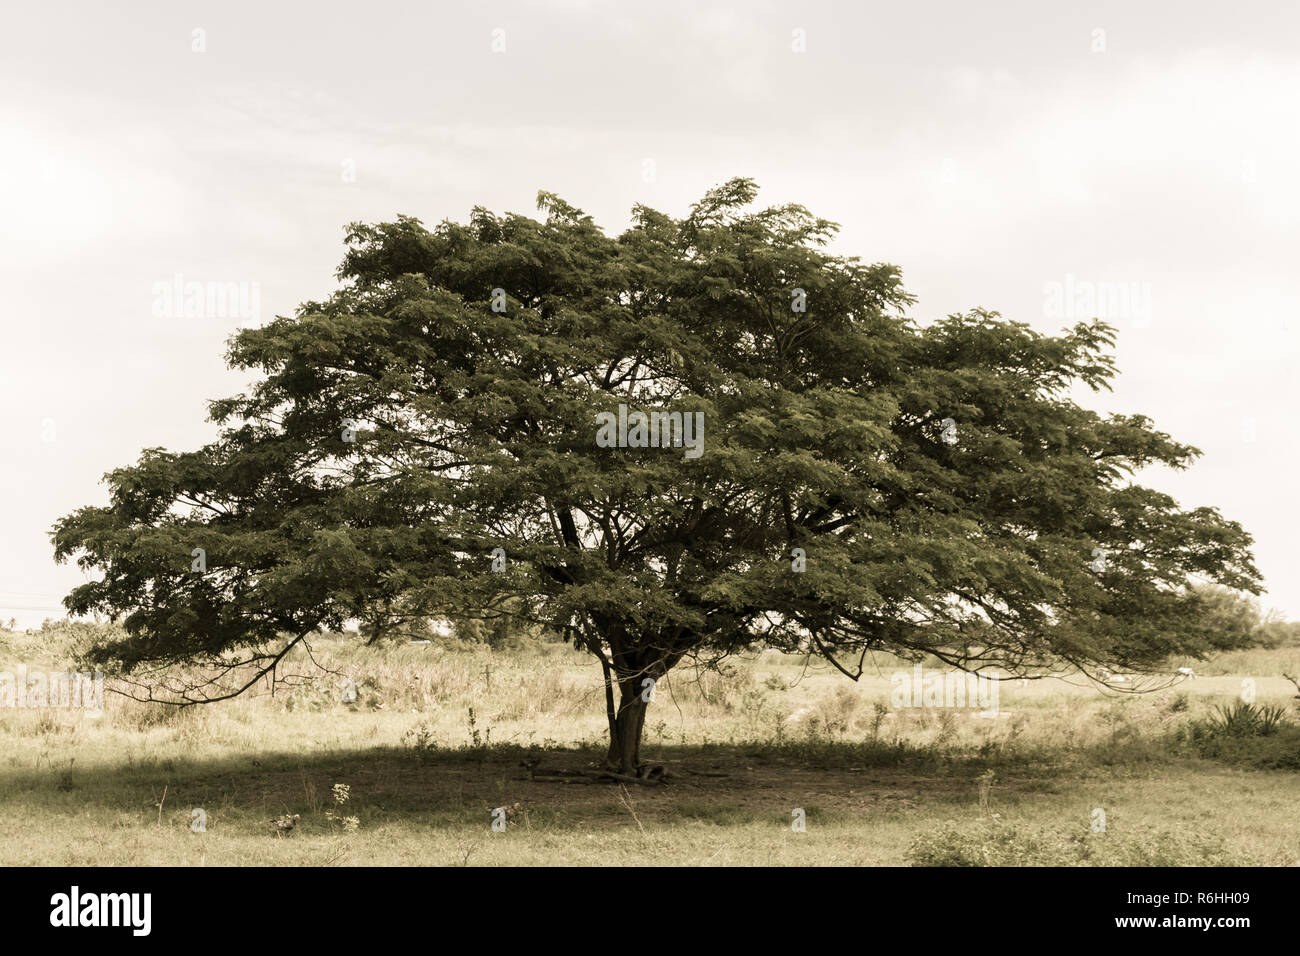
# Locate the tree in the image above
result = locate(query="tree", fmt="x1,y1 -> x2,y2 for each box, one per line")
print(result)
52,178 -> 1260,774
1188,583 -> 1300,650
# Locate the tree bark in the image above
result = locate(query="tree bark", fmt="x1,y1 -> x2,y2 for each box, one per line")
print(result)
588,618 -> 680,776
605,679 -> 648,774
599,652 -> 617,752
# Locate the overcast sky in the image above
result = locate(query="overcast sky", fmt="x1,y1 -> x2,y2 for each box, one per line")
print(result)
2,0 -> 1297,626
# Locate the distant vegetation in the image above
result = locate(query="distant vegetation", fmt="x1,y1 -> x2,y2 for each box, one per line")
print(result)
1188,583 -> 1300,649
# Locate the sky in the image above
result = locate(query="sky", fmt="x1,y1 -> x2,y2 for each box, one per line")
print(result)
1,0 -> 1297,627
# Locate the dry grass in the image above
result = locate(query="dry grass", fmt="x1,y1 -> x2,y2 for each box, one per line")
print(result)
0,628 -> 1297,865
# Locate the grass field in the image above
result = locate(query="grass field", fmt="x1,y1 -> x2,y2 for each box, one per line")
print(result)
1,626 -> 1297,866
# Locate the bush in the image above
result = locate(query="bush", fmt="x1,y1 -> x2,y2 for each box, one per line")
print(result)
809,686 -> 861,737
1205,701 -> 1288,737
1187,585 -> 1300,651
1254,618 -> 1300,649
0,619 -> 124,667
1170,713 -> 1300,769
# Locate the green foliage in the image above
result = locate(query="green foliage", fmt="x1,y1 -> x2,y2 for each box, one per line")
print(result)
808,686 -> 861,737
445,597 -> 548,650
1171,699 -> 1300,769
401,722 -> 438,763
1186,583 -> 1297,651
50,178 -> 1261,720
324,783 -> 359,833
0,619 -> 123,665
1204,700 -> 1288,737
1255,617 -> 1300,649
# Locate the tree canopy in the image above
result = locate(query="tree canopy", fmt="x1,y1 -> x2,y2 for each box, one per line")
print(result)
52,178 -> 1261,773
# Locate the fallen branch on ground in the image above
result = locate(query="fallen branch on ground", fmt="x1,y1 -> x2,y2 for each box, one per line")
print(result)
521,766 -> 671,785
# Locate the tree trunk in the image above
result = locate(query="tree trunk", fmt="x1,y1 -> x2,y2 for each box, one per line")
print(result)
605,679 -> 648,774
587,619 -> 675,777
599,653 -> 618,752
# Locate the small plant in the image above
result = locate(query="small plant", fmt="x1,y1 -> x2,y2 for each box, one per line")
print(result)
402,721 -> 437,762
811,687 -> 861,737
976,769 -> 996,818
868,701 -> 890,741
737,687 -> 777,737
935,710 -> 959,747
1168,691 -> 1190,713
466,707 -> 490,748
763,673 -> 789,692
360,675 -> 385,710
1254,703 -> 1287,735
1207,701 -> 1288,737
453,838 -> 480,866
325,782 -> 359,832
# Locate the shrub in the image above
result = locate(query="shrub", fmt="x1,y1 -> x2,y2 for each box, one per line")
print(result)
804,687 -> 861,738
1205,701 -> 1288,737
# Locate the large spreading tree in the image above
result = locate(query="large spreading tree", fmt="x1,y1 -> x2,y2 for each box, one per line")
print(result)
53,178 -> 1260,774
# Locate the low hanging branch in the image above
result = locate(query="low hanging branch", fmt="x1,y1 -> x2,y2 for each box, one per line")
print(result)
103,630 -> 316,707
